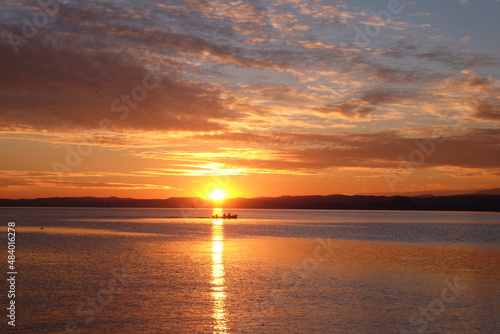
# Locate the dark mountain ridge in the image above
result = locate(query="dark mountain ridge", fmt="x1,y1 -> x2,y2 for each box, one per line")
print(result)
0,194 -> 499,212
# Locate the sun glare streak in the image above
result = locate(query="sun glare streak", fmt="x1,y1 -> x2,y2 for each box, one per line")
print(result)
211,213 -> 228,333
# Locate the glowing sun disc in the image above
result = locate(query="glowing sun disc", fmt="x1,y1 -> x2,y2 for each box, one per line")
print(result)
209,189 -> 226,201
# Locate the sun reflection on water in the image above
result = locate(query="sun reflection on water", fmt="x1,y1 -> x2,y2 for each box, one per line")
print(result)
211,209 -> 228,333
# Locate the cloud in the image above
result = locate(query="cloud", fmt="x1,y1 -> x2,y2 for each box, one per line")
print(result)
359,88 -> 419,105
0,169 -> 175,191
187,129 -> 500,171
1,0 -> 498,136
474,100 -> 500,121
416,48 -> 494,70
460,35 -> 471,43
410,12 -> 431,17
317,99 -> 376,118
0,39 -> 234,132
315,87 -> 420,119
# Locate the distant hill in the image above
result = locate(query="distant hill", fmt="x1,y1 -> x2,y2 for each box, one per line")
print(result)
0,194 -> 499,212
474,188 -> 500,195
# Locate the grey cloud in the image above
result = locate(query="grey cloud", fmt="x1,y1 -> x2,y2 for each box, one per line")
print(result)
316,87 -> 420,118
0,38 -> 232,131
474,100 -> 500,121
317,99 -> 375,118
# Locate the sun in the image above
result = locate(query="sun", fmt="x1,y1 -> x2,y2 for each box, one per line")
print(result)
209,189 -> 226,201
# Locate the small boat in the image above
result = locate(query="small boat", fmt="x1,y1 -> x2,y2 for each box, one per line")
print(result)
212,214 -> 237,219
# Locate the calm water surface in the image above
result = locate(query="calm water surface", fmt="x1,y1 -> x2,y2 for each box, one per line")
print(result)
0,208 -> 499,333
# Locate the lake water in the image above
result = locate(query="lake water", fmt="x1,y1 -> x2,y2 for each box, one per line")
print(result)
1,208 -> 499,333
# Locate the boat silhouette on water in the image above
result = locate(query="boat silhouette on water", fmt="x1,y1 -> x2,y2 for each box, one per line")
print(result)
212,214 -> 237,219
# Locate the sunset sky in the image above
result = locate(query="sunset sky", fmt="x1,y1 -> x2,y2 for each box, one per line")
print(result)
1,0 -> 499,199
